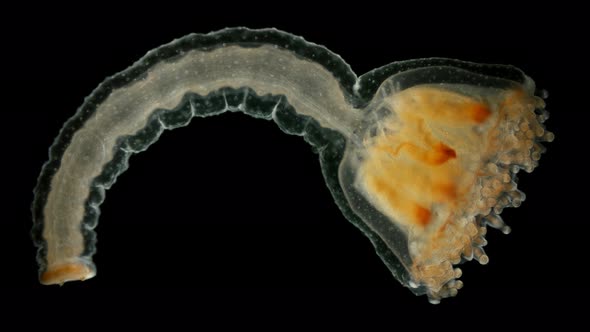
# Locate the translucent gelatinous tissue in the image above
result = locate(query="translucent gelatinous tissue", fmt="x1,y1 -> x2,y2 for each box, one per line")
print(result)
31,27 -> 553,303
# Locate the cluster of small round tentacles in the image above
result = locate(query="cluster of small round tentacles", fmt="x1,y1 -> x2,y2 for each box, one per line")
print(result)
412,91 -> 553,304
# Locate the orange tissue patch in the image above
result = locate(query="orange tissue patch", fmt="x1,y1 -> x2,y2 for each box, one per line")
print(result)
430,142 -> 456,165
413,204 -> 432,226
391,85 -> 493,126
395,141 -> 456,166
432,182 -> 457,201
40,262 -> 94,285
469,104 -> 491,123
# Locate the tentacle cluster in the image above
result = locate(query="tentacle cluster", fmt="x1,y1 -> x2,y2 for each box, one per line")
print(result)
411,90 -> 553,303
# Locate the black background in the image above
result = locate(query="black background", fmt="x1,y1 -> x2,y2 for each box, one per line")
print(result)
3,3 -> 588,327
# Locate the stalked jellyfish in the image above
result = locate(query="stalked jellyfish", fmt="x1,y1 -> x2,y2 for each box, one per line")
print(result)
32,28 -> 553,303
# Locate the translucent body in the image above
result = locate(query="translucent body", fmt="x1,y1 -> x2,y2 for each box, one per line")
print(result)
31,28 -> 552,303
